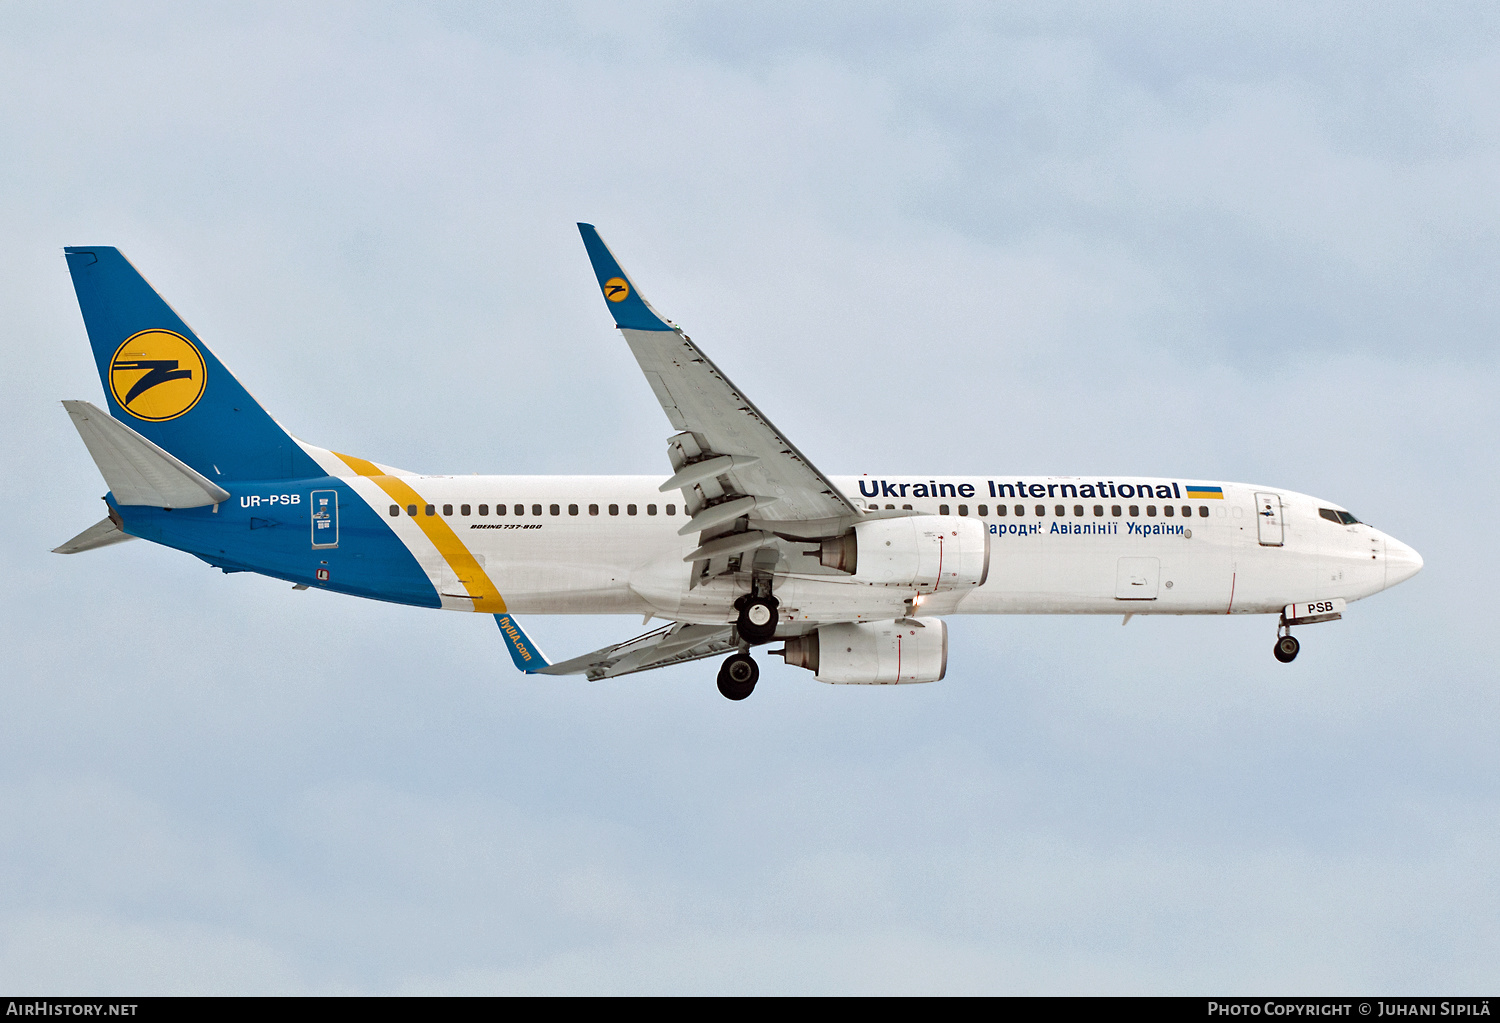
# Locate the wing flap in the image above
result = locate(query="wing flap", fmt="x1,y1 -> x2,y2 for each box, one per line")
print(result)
536,621 -> 738,680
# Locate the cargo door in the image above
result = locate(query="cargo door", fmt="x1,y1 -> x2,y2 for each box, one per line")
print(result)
1115,557 -> 1160,600
1255,492 -> 1284,547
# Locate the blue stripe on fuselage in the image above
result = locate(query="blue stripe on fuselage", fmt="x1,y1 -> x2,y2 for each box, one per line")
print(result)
110,477 -> 440,608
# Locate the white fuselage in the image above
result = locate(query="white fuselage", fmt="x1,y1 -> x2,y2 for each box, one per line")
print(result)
323,460 -> 1421,626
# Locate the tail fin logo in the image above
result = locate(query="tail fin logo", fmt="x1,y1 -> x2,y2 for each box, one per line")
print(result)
108,330 -> 206,421
603,277 -> 630,302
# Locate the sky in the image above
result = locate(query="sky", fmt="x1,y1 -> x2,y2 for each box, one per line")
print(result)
1,1 -> 1497,994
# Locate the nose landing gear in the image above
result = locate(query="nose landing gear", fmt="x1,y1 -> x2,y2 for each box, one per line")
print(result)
1273,617 -> 1300,663
717,652 -> 759,700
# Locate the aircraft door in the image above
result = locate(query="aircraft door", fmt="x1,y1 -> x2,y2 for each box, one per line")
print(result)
1255,492 -> 1284,547
1115,557 -> 1160,600
311,489 -> 338,548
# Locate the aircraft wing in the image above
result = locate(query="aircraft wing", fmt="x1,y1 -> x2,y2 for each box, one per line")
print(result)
577,225 -> 858,565
497,612 -> 738,680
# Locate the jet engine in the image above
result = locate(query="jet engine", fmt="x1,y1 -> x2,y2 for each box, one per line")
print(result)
817,516 -> 989,592
777,617 -> 948,684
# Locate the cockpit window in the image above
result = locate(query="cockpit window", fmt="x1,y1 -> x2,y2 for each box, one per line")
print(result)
1319,508 -> 1360,525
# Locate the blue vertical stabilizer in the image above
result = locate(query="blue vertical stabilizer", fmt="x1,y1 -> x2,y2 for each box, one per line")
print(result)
64,247 -> 320,482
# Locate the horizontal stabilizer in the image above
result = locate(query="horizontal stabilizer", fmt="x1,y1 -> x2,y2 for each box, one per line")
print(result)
63,400 -> 230,508
53,515 -> 135,554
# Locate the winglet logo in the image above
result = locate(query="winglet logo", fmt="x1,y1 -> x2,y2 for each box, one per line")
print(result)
603,277 -> 630,303
109,329 -> 206,421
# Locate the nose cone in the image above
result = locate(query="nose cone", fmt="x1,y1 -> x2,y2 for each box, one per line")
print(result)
1385,535 -> 1423,589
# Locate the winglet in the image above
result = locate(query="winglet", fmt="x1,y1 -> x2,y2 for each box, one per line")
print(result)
495,613 -> 551,673
576,224 -> 674,331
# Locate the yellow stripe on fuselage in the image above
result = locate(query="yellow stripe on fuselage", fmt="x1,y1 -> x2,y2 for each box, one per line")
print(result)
334,451 -> 508,613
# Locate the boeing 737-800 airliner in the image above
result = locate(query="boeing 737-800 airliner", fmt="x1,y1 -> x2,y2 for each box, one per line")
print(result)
55,227 -> 1422,699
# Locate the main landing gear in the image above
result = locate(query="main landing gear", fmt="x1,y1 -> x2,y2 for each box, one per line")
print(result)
717,652 -> 759,700
722,571 -> 778,700
734,593 -> 780,644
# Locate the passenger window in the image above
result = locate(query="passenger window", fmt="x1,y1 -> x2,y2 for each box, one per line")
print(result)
549,504 -> 560,516
609,504 -> 619,516
461,504 -> 471,516
443,504 -> 453,516
978,505 -> 988,516
1181,506 -> 1190,517
568,504 -> 579,516
1111,505 -> 1121,516
1129,505 -> 1139,517
647,504 -> 657,515
996,504 -> 1006,516
407,504 -> 417,516
902,504 -> 912,510
515,505 -> 525,516
1074,505 -> 1084,517
1035,505 -> 1045,516
1054,504 -> 1064,516
1146,505 -> 1156,517
495,503 -> 506,516
665,504 -> 675,515
958,505 -> 968,516
1163,505 -> 1174,517
627,504 -> 637,515
531,504 -> 541,516
1015,505 -> 1024,516
1198,506 -> 1208,518
886,504 -> 895,510
388,504 -> 399,517
589,504 -> 599,516
939,504 -> 950,515
425,504 -> 435,516
1094,505 -> 1104,516
478,504 -> 488,516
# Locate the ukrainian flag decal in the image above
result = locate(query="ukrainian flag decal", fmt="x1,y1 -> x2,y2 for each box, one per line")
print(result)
1186,485 -> 1224,499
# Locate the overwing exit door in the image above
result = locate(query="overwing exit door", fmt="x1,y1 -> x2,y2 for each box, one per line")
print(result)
1255,492 -> 1283,546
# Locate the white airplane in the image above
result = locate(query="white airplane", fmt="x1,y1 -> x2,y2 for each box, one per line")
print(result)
56,227 -> 1423,699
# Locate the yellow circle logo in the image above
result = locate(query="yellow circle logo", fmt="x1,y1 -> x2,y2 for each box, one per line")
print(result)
108,329 -> 207,421
603,277 -> 630,303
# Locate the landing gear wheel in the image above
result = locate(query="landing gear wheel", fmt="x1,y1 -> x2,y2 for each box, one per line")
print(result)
717,653 -> 759,700
735,596 -> 780,644
1274,634 -> 1300,663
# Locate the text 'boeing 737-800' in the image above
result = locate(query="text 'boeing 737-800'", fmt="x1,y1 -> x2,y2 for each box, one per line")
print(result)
55,226 -> 1422,699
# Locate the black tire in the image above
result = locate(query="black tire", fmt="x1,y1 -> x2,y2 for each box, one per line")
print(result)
736,596 -> 780,644
1274,635 -> 1300,663
717,653 -> 759,700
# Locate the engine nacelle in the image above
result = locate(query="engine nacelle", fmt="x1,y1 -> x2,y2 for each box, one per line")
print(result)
820,516 -> 989,592
779,618 -> 948,684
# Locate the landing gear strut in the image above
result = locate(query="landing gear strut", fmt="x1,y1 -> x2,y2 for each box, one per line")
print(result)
717,652 -> 759,700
